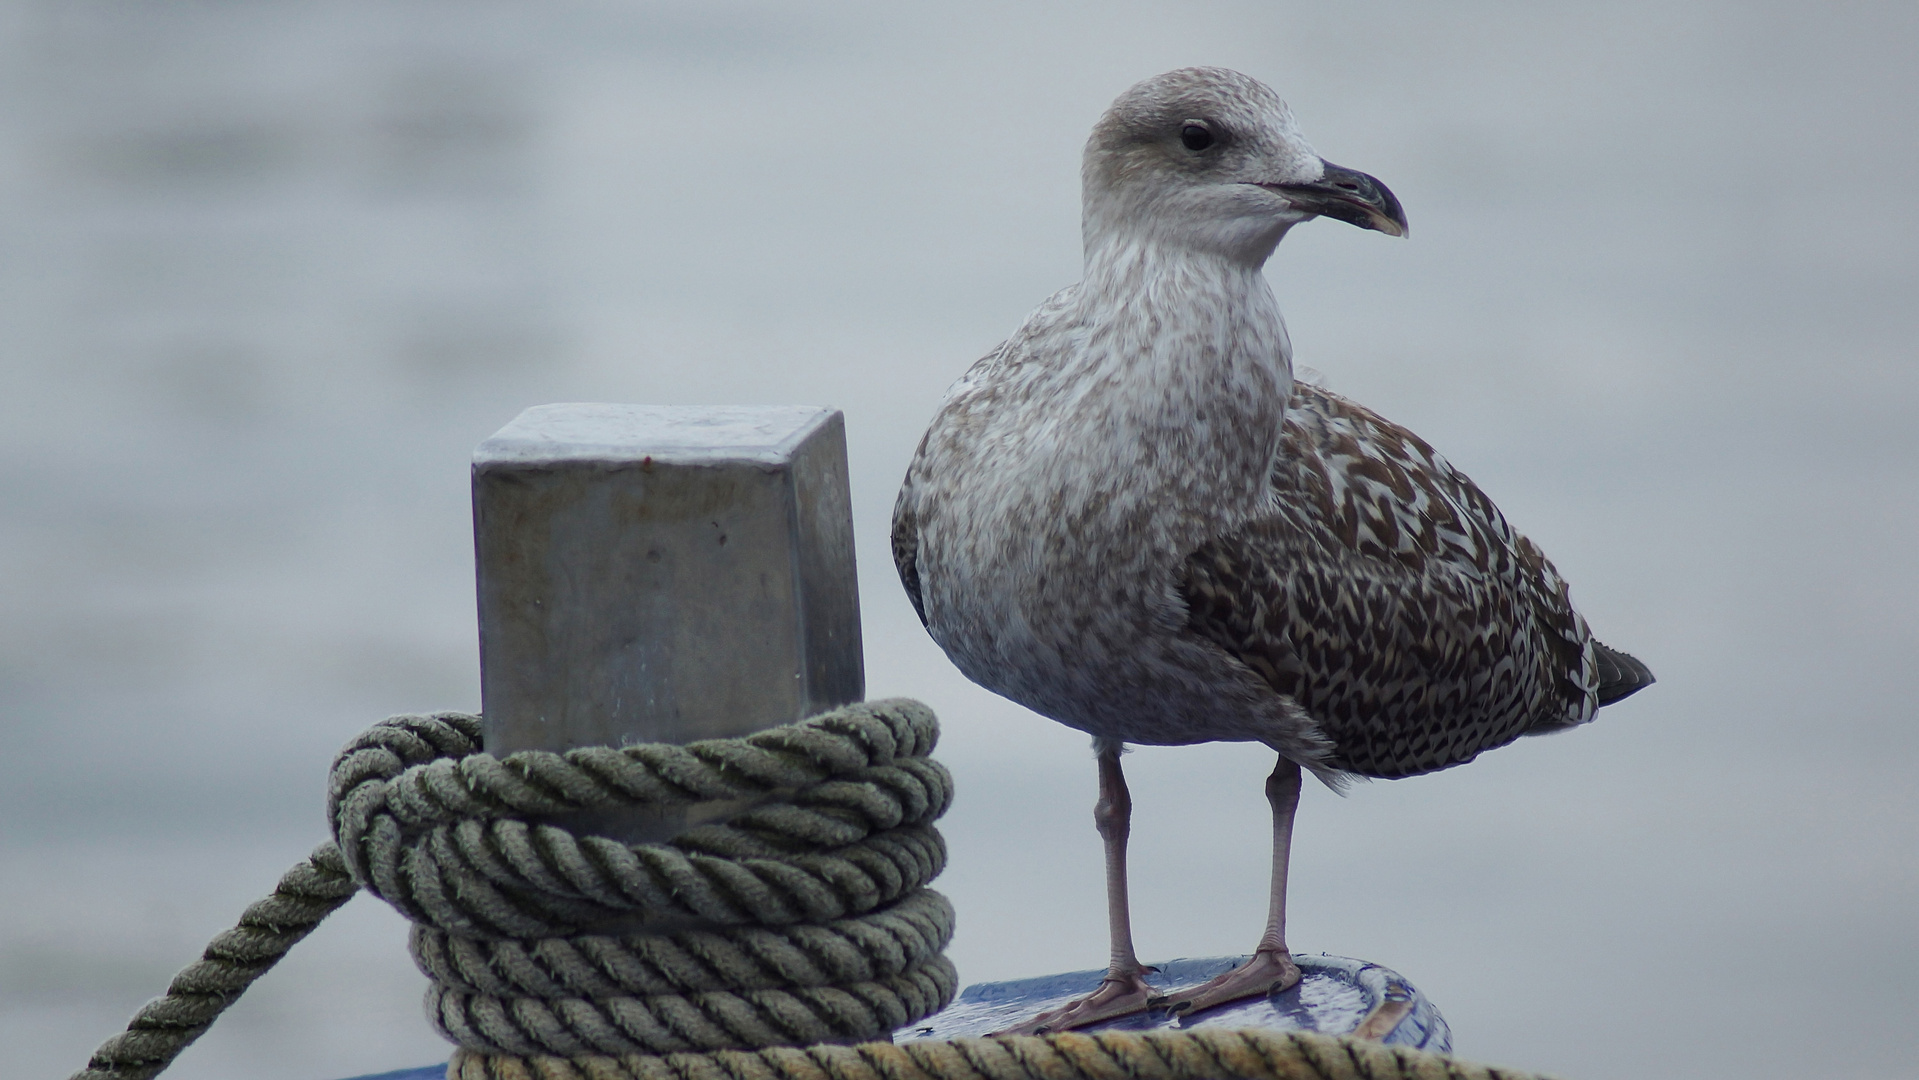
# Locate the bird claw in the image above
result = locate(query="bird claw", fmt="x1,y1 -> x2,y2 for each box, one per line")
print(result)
1161,948 -> 1301,1017
992,971 -> 1157,1035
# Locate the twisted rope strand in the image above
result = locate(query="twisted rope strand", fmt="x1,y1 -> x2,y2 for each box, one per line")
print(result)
72,843 -> 360,1080
334,704 -> 950,936
429,957 -> 960,1057
447,1030 -> 1561,1080
335,703 -> 940,842
413,891 -> 956,999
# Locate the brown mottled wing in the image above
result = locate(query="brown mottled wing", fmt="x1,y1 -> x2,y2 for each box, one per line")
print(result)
1180,384 -> 1597,778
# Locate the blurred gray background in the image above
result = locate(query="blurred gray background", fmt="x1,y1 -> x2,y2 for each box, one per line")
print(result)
2,2 -> 1913,1078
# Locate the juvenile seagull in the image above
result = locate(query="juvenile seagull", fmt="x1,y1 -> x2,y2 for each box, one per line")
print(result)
892,68 -> 1652,1033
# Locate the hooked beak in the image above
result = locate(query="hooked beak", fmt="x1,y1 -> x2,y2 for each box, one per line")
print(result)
1263,161 -> 1408,238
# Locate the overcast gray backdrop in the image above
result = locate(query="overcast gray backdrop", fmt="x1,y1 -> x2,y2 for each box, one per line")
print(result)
3,2 -> 1914,1078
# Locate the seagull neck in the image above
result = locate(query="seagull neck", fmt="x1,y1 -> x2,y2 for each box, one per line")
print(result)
1061,237 -> 1295,522
1077,238 -> 1294,387
1081,238 -> 1282,323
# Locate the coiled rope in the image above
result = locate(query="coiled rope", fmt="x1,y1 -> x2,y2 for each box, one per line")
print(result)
72,698 -> 1559,1080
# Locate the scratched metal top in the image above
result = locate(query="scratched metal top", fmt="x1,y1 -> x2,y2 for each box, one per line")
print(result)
343,953 -> 1448,1080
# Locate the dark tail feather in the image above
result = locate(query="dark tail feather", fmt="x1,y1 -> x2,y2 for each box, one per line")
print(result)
1594,642 -> 1655,706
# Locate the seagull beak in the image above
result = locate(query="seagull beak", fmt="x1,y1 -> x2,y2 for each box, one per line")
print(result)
1265,161 -> 1408,238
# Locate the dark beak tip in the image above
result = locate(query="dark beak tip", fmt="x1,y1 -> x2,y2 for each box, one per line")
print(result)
1365,210 -> 1408,239
1378,192 -> 1410,239
1286,161 -> 1409,240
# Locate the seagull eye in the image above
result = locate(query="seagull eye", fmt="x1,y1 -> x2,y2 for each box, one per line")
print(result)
1179,121 -> 1215,152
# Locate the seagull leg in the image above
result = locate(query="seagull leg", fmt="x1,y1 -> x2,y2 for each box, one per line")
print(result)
1164,755 -> 1303,1016
996,742 -> 1156,1034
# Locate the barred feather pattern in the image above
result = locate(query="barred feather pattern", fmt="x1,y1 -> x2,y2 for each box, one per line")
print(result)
1180,383 -> 1600,779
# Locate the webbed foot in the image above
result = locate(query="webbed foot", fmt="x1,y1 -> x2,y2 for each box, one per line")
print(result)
1160,947 -> 1300,1017
993,969 -> 1157,1035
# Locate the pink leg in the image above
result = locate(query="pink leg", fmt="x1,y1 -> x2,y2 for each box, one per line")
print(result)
1164,756 -> 1304,1016
996,743 -> 1155,1035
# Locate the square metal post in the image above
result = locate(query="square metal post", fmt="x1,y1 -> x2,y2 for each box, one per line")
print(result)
472,403 -> 864,836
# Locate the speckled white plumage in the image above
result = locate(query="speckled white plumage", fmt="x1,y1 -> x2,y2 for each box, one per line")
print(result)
898,240 -> 1336,763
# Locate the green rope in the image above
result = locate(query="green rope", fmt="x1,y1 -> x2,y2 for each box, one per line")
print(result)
71,844 -> 359,1080
72,699 -> 956,1079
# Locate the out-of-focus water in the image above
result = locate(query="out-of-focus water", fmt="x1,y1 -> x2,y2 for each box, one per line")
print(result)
3,3 -> 1913,1078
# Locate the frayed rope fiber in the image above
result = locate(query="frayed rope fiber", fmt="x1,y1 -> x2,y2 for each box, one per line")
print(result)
72,698 -> 1560,1080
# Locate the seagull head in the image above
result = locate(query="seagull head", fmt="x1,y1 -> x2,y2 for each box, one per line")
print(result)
1082,67 -> 1407,266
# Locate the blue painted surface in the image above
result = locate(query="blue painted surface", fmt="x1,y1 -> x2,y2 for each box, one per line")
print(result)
900,954 -> 1449,1052
342,954 -> 1447,1080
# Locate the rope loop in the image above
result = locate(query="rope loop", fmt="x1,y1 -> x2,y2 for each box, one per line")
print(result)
73,700 -> 956,1080
322,699 -> 957,1058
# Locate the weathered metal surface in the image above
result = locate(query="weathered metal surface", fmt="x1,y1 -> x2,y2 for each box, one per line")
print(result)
897,955 -> 1451,1052
473,402 -> 863,752
471,403 -> 863,842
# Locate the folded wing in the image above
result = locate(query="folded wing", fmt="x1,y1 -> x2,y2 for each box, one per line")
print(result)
1180,384 -> 1643,778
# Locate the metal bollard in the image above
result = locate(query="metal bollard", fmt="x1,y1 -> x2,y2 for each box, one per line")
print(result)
471,403 -> 864,840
